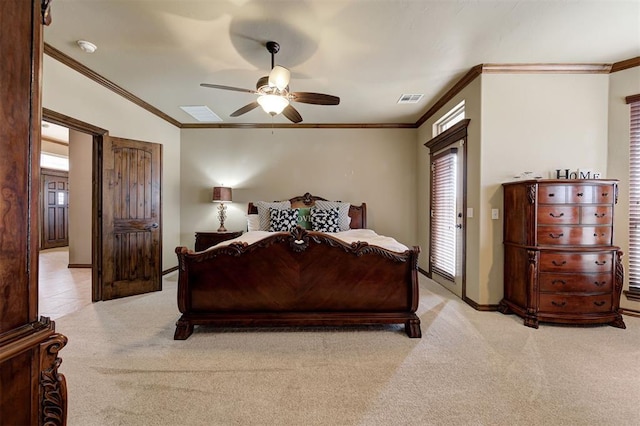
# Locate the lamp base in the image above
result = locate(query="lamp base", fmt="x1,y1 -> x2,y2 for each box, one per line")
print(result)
217,224 -> 227,232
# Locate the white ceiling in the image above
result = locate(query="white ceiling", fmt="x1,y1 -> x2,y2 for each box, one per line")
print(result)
43,0 -> 640,126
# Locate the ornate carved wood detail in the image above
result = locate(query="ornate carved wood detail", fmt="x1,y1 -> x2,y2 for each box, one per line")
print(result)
180,228 -> 415,263
41,0 -> 53,25
527,184 -> 536,204
39,320 -> 67,426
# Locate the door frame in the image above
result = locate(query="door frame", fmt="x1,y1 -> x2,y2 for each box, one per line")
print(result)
424,119 -> 470,300
42,108 -> 107,301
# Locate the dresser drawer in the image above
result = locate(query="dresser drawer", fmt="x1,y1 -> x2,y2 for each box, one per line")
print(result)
539,252 -> 613,272
537,226 -> 611,245
580,206 -> 612,225
567,185 -> 594,203
538,185 -> 566,204
539,294 -> 612,313
537,206 -> 579,224
539,273 -> 612,293
593,185 -> 615,203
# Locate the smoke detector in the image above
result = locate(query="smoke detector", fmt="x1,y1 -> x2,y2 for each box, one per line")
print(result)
77,40 -> 97,53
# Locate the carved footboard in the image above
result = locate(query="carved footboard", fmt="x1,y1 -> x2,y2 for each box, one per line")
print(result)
175,228 -> 421,340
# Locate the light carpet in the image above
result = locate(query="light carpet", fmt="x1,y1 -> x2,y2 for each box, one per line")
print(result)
55,273 -> 640,426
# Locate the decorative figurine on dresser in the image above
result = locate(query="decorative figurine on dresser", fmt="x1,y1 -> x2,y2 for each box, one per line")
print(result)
499,179 -> 626,329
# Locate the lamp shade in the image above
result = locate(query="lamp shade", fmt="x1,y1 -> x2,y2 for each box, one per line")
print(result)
268,65 -> 290,91
257,94 -> 289,115
212,186 -> 232,202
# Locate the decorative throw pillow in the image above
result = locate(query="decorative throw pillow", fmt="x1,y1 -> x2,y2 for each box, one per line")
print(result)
247,214 -> 260,232
296,207 -> 312,230
310,206 -> 341,233
269,208 -> 299,232
314,200 -> 351,231
255,200 -> 291,231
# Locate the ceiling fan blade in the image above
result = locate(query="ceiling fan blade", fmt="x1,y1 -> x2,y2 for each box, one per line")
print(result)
230,101 -> 260,117
290,92 -> 340,105
282,105 -> 302,123
200,83 -> 257,94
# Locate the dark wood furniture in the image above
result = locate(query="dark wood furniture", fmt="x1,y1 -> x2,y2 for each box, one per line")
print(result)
195,231 -> 243,251
0,1 -> 68,425
499,179 -> 625,329
174,193 -> 421,340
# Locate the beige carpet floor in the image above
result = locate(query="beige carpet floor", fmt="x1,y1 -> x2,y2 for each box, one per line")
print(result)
55,273 -> 640,426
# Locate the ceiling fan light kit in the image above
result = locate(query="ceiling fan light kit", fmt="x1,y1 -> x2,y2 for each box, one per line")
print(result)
200,40 -> 340,123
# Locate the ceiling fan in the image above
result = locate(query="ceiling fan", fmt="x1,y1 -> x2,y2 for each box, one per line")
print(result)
201,41 -> 340,123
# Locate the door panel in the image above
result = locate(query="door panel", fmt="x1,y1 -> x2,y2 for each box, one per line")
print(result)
41,169 -> 69,249
101,136 -> 161,300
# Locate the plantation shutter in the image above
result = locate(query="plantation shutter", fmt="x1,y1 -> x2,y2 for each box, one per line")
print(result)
431,148 -> 457,280
628,97 -> 640,291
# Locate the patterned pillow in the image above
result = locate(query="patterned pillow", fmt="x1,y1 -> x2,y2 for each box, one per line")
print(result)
314,200 -> 351,231
269,208 -> 299,232
255,201 -> 291,231
310,206 -> 341,233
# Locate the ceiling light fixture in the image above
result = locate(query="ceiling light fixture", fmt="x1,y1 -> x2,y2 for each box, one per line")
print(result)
257,94 -> 289,116
77,40 -> 97,53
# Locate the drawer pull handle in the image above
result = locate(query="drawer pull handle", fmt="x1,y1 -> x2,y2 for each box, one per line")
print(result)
549,212 -> 564,218
602,192 -> 608,197
594,213 -> 606,218
595,260 -> 607,266
552,279 -> 566,286
548,193 -> 555,197
576,192 -> 584,197
549,233 -> 564,239
594,281 -> 606,287
552,260 -> 567,266
593,233 -> 606,237
551,301 -> 567,307
594,301 -> 606,307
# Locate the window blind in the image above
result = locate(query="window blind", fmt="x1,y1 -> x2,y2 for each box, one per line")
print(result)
431,149 -> 457,280
629,100 -> 640,291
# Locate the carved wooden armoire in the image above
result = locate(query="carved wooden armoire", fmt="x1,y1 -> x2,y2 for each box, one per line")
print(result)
0,1 -> 68,425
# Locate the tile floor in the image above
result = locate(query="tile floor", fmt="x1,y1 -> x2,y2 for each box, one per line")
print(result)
39,247 -> 92,320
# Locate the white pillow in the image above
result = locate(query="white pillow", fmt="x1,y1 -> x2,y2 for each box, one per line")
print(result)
255,201 -> 291,231
247,214 -> 260,232
314,200 -> 351,231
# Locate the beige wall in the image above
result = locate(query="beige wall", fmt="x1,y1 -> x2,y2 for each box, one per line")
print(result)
68,130 -> 92,265
179,128 -> 418,250
41,139 -> 68,156
608,66 -> 640,312
418,73 -> 610,305
43,56 -> 182,270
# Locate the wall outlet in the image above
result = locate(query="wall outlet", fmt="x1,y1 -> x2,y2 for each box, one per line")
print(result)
491,209 -> 499,220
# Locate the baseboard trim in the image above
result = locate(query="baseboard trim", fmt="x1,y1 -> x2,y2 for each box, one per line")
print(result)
163,266 -> 179,275
67,264 -> 91,269
464,296 -> 500,312
620,308 -> 640,318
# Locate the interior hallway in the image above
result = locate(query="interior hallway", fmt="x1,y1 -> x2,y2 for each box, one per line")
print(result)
39,247 -> 92,319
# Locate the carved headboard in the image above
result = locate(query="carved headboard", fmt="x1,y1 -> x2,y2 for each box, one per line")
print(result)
247,192 -> 367,229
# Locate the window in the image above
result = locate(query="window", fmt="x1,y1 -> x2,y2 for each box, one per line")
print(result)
41,153 -> 69,171
628,96 -> 640,294
434,100 -> 465,136
430,148 -> 457,280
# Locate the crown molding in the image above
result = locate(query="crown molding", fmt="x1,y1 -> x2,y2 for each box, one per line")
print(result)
44,43 -> 640,131
44,43 -> 182,128
481,63 -> 612,74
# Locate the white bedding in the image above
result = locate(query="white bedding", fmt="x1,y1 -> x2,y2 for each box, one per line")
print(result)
207,229 -> 409,253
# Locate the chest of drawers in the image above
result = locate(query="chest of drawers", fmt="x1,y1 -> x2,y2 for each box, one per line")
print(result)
499,179 -> 625,329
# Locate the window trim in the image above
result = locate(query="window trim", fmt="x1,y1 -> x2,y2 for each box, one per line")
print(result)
626,94 -> 640,301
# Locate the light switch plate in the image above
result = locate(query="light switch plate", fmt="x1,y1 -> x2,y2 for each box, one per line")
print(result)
491,209 -> 499,220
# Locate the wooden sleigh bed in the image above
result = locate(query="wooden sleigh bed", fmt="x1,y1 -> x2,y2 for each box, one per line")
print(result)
174,193 -> 421,340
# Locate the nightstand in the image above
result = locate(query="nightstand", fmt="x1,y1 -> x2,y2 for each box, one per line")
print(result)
194,231 -> 243,251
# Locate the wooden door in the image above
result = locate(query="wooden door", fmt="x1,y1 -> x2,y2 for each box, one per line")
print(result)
41,168 -> 69,249
100,136 -> 162,300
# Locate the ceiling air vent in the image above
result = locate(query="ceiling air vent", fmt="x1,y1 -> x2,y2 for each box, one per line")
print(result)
180,105 -> 222,122
397,94 -> 424,104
